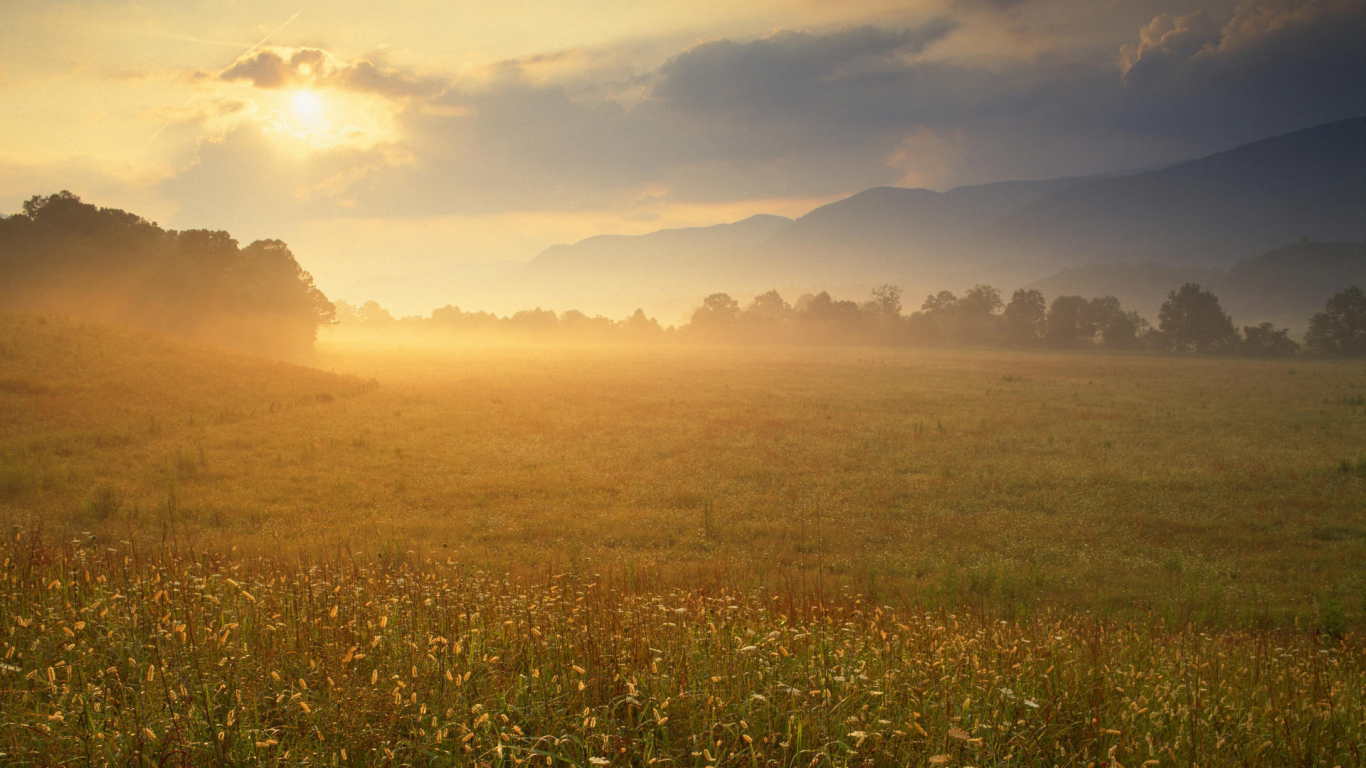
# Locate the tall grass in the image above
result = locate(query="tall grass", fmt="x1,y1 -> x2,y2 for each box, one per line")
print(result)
1,529 -> 1360,767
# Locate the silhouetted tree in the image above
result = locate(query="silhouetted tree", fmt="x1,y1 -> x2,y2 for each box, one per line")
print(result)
0,191 -> 334,355
1305,286 -> 1366,356
694,293 -> 739,323
1102,311 -> 1149,350
507,307 -> 558,333
358,300 -> 396,326
870,284 -> 903,316
1157,283 -> 1238,353
1003,289 -> 1046,346
622,308 -> 663,338
957,285 -> 1003,344
1241,322 -> 1300,357
921,290 -> 958,315
1046,295 -> 1094,347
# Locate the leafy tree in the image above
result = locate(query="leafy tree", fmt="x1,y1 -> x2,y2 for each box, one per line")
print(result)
691,293 -> 741,333
1002,288 -> 1046,346
745,290 -> 793,323
1046,295 -> 1094,347
957,285 -> 1003,344
870,284 -> 902,316
507,307 -> 558,333
921,290 -> 958,315
333,300 -> 361,324
1305,286 -> 1366,356
622,308 -> 663,337
358,300 -> 396,326
1,191 -> 334,355
1157,283 -> 1238,353
1241,322 -> 1300,357
1102,311 -> 1149,350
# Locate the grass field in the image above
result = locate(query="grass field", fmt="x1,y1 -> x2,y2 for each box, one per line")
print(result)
1,314 -> 1364,765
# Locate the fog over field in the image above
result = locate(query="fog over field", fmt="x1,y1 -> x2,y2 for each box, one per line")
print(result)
1,1 -> 1365,765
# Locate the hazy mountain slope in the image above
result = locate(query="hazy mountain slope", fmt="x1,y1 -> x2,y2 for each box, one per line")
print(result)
528,214 -> 792,274
1030,240 -> 1366,331
394,118 -> 1364,319
753,177 -> 1084,279
995,117 -> 1366,268
512,214 -> 793,317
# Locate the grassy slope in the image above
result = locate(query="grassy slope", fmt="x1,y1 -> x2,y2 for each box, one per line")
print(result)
4,317 -> 1364,626
0,313 -> 370,522
1,317 -> 1364,766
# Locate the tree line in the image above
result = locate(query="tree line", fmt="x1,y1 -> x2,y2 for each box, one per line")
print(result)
337,282 -> 1365,357
333,300 -> 667,341
0,192 -> 334,355
684,283 -> 1364,356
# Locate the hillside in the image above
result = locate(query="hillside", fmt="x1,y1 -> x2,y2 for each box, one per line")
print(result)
996,117 -> 1366,268
492,118 -> 1365,316
0,313 -> 368,503
1031,239 -> 1366,330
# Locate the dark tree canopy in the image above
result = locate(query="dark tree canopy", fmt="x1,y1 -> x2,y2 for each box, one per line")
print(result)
1157,283 -> 1238,353
0,192 -> 334,355
1305,286 -> 1366,356
1241,322 -> 1300,357
1003,289 -> 1047,345
1045,295 -> 1095,347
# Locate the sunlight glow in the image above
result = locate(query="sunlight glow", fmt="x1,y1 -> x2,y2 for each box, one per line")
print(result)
291,90 -> 324,120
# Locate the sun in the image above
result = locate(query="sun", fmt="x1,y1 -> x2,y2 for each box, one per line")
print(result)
291,90 -> 325,120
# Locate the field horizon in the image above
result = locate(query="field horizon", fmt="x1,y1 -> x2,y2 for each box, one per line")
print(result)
3,312 -> 1364,766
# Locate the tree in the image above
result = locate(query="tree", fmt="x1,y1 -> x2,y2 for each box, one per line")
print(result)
1002,288 -> 1046,346
622,308 -> 663,338
690,293 -> 740,337
921,290 -> 958,315
358,300 -> 396,326
870,284 -> 902,317
1305,286 -> 1366,356
1241,322 -> 1300,357
1046,295 -> 1094,347
745,290 -> 792,323
1157,283 -> 1238,353
957,285 -> 1003,343
1102,311 -> 1149,350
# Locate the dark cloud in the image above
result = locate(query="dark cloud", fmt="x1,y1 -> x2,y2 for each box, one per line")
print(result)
165,6 -> 1365,229
655,22 -> 956,115
1119,9 -> 1220,82
1115,0 -> 1366,144
218,47 -> 444,98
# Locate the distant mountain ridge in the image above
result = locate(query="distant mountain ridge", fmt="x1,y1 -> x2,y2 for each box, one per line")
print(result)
995,117 -> 1366,268
1031,240 -> 1366,333
451,117 -> 1366,319
528,214 -> 792,275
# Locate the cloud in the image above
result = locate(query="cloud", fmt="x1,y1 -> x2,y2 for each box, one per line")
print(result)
218,47 -> 445,98
158,8 -> 1365,238
655,22 -> 957,115
1114,0 -> 1366,146
1119,10 -> 1220,82
1122,0 -> 1366,84
142,98 -> 253,126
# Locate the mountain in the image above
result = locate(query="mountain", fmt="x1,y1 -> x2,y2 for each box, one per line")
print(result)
515,214 -> 793,318
418,117 -> 1364,320
750,177 -> 1084,281
1030,240 -> 1366,332
994,117 -> 1366,268
528,214 -> 792,275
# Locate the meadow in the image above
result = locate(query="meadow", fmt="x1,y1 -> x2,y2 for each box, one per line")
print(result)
1,313 -> 1364,765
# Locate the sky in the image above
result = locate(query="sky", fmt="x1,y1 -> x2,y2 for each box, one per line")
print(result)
1,0 -> 1363,311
